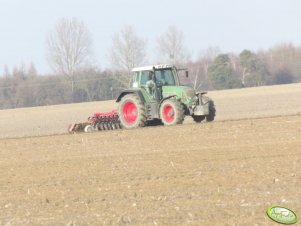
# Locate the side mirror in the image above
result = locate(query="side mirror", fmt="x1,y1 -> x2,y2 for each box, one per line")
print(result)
185,71 -> 189,78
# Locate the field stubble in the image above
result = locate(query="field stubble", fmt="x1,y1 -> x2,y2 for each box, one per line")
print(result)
0,83 -> 301,225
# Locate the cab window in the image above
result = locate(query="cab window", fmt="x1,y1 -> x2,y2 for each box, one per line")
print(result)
132,72 -> 139,87
155,69 -> 175,86
140,71 -> 152,86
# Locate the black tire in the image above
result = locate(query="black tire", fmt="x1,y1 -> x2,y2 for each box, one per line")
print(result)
205,100 -> 216,122
160,98 -> 185,126
118,94 -> 147,129
192,115 -> 205,123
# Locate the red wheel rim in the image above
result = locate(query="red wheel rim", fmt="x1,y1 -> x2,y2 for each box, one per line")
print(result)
163,104 -> 175,122
122,101 -> 138,124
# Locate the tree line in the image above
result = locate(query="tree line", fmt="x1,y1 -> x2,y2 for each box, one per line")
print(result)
0,66 -> 126,109
188,44 -> 301,91
1,18 -> 301,110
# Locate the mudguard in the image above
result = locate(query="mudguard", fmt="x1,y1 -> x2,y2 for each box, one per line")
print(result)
159,95 -> 177,105
116,89 -> 146,103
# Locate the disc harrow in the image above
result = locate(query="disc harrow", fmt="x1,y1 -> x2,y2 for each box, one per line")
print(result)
68,110 -> 122,133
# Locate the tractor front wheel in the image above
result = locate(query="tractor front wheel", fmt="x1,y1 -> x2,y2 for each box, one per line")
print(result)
192,115 -> 205,123
193,98 -> 216,123
205,99 -> 216,122
160,98 -> 185,126
118,94 -> 147,129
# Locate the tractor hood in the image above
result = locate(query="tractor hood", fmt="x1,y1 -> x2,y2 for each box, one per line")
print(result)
162,86 -> 196,104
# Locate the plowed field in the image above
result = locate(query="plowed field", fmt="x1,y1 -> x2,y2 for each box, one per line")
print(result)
0,83 -> 301,225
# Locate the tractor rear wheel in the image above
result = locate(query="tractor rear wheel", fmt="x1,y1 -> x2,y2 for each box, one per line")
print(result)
118,94 -> 147,129
160,98 -> 185,126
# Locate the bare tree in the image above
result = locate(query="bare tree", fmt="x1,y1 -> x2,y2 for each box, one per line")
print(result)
109,26 -> 147,87
46,18 -> 93,95
198,47 -> 221,74
189,47 -> 221,90
156,25 -> 189,66
3,65 -> 10,78
27,62 -> 38,78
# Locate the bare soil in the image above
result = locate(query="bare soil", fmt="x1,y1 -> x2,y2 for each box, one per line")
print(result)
1,82 -> 301,138
0,83 -> 301,225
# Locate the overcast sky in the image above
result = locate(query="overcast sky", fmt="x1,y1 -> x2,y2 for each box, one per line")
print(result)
0,0 -> 300,74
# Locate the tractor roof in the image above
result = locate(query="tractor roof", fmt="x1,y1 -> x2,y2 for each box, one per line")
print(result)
132,64 -> 174,72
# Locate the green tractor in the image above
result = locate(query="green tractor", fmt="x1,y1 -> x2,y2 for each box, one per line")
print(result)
116,64 -> 216,129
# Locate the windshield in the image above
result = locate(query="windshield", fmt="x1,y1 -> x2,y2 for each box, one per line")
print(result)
154,69 -> 175,86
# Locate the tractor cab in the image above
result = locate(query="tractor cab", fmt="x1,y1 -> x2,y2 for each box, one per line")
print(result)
131,65 -> 184,101
132,64 -> 179,87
